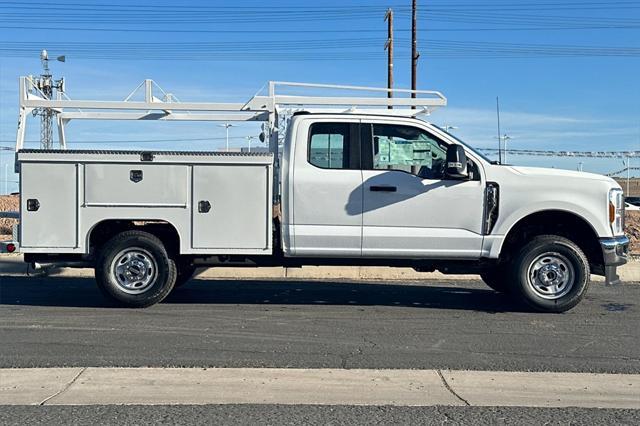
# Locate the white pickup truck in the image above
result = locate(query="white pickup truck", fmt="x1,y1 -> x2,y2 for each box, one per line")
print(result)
10,79 -> 629,312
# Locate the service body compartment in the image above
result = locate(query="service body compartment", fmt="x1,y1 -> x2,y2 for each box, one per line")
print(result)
85,164 -> 189,208
192,165 -> 271,249
20,162 -> 78,248
17,150 -> 274,255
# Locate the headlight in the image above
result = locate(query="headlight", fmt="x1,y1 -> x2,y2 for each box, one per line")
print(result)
609,188 -> 624,235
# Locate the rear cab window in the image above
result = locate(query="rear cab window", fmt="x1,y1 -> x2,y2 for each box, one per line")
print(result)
308,122 -> 360,170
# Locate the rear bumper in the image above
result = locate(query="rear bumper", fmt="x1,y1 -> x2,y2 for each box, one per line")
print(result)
600,235 -> 629,286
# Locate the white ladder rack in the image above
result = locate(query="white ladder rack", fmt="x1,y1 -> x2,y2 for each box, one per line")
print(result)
16,77 -> 447,151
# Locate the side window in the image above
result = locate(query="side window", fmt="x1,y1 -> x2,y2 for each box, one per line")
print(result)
371,124 -> 447,179
308,123 -> 358,169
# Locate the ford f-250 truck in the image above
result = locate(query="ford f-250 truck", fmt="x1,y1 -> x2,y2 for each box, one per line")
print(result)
11,79 -> 629,312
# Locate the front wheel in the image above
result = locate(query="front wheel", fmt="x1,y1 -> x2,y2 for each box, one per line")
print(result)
95,231 -> 176,308
510,235 -> 590,313
480,266 -> 511,293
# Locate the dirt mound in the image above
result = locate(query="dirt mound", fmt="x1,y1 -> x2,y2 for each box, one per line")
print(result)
0,195 -> 19,239
625,211 -> 640,254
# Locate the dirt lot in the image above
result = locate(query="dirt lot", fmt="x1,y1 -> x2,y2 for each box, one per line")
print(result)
2,194 -> 640,253
0,195 -> 18,240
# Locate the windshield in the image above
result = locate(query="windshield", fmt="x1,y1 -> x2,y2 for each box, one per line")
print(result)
431,124 -> 497,164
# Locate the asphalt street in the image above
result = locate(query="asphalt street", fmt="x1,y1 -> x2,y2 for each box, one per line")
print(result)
1,276 -> 639,424
1,405 -> 639,425
0,276 -> 638,372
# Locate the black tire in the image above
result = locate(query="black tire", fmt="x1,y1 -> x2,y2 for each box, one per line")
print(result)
95,230 -> 177,308
174,258 -> 197,288
480,266 -> 511,293
509,235 -> 590,313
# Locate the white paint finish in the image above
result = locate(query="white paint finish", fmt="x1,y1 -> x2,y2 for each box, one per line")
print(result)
291,225 -> 363,257
490,165 -> 615,238
18,152 -> 273,256
84,164 -> 189,207
362,226 -> 484,258
0,368 -> 83,405
289,117 -> 363,257
192,165 -> 271,250
20,163 -> 78,248
361,172 -> 484,257
444,370 -> 640,409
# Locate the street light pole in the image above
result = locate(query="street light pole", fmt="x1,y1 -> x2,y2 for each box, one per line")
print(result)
218,123 -> 235,152
627,155 -> 631,195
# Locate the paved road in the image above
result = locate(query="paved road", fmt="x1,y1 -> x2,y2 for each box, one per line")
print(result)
0,276 -> 638,373
1,405 -> 638,426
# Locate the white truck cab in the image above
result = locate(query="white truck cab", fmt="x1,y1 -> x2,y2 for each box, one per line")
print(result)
11,79 -> 629,312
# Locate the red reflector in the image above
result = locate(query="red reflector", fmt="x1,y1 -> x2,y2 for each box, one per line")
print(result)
6,243 -> 16,253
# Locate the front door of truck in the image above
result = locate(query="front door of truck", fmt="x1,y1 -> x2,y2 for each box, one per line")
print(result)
290,119 -> 363,257
360,121 -> 484,258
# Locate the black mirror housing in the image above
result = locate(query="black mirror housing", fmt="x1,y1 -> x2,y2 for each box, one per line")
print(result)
445,145 -> 469,180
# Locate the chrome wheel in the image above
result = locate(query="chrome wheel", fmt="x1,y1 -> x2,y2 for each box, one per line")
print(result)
110,248 -> 158,295
527,252 -> 574,300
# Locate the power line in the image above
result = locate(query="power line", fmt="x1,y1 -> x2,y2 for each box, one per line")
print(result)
477,148 -> 640,158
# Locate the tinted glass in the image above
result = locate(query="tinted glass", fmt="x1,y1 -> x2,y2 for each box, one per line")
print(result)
372,124 -> 447,179
308,123 -> 352,169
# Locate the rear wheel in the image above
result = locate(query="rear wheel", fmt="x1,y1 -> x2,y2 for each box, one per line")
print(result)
95,231 -> 176,308
174,258 -> 197,288
509,235 -> 590,313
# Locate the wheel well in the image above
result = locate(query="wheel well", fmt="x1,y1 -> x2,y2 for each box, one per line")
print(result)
89,220 -> 181,256
501,210 -> 604,271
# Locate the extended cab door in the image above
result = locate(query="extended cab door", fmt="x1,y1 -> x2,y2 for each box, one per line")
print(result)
360,120 -> 485,258
289,119 -> 363,257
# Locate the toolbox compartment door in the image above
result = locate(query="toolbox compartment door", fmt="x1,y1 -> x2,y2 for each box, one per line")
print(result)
20,163 -> 78,248
192,165 -> 270,250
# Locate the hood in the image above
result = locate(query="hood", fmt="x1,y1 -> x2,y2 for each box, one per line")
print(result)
505,165 -> 617,184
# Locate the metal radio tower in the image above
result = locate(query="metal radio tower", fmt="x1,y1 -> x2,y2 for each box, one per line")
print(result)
33,50 -> 65,149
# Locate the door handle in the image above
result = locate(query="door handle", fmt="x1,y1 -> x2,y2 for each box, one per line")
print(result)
369,185 -> 397,192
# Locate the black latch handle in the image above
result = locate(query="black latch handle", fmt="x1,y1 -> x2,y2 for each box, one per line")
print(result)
130,170 -> 143,183
27,199 -> 40,211
198,200 -> 211,213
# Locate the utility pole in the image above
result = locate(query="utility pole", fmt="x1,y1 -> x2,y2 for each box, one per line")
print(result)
411,0 -> 419,109
384,8 -> 394,109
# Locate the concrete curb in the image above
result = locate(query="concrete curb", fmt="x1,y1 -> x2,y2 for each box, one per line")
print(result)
1,367 -> 638,408
1,254 -> 639,283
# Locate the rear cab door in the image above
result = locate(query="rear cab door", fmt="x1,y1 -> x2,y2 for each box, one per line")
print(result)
287,116 -> 363,257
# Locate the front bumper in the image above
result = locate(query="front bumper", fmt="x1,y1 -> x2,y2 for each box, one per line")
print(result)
600,235 -> 630,286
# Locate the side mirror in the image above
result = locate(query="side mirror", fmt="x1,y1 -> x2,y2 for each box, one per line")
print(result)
445,145 -> 468,180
